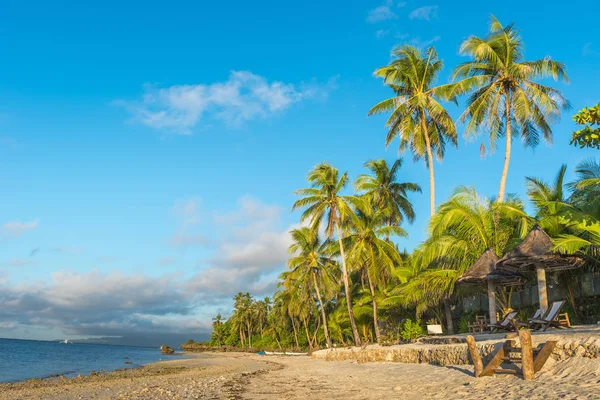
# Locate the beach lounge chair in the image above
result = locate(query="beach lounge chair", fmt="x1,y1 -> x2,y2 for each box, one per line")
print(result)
515,308 -> 543,329
487,311 -> 518,333
529,300 -> 567,331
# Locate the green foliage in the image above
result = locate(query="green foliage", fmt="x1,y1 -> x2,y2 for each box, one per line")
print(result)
458,317 -> 471,334
571,103 -> 600,149
186,339 -> 194,345
400,319 -> 425,341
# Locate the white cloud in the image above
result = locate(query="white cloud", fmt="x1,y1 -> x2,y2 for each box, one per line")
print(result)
366,1 -> 405,23
367,6 -> 397,23
0,195 -> 295,341
410,35 -> 441,48
1,259 -> 36,267
1,219 -> 39,238
0,270 -> 201,339
375,29 -> 390,39
188,195 -> 294,296
116,71 -> 335,134
409,5 -> 439,21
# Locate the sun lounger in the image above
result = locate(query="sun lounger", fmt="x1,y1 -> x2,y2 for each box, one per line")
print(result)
515,308 -> 543,329
487,311 -> 518,333
529,300 -> 567,331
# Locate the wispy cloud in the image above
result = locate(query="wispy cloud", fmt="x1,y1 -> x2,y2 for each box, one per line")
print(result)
410,35 -> 441,48
1,259 -> 36,267
375,29 -> 390,39
366,0 -> 405,23
170,197 -> 209,249
583,42 -> 599,57
409,5 -> 439,21
115,71 -> 336,134
1,219 -> 39,238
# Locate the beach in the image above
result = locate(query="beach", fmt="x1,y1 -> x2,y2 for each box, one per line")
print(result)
2,351 -> 600,399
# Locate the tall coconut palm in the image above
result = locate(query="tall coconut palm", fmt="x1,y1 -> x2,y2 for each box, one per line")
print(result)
369,45 -> 458,217
446,16 -> 569,202
292,162 -> 363,346
344,204 -> 406,343
287,227 -> 338,348
354,158 -> 421,228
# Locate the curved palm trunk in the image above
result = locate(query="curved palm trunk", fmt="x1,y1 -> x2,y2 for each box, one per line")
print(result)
366,272 -> 381,344
312,271 -> 332,348
421,111 -> 436,217
334,219 -> 362,346
303,317 -> 313,351
290,317 -> 300,349
497,93 -> 512,202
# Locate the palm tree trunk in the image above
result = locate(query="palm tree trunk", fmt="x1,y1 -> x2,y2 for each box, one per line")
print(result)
312,313 -> 321,347
247,323 -> 252,348
291,317 -> 300,349
366,272 -> 381,344
498,93 -> 512,202
312,271 -> 332,348
303,317 -> 312,350
443,298 -> 454,334
421,111 -> 436,217
334,218 -> 362,346
274,334 -> 282,350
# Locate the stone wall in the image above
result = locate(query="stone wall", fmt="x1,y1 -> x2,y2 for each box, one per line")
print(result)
312,335 -> 600,366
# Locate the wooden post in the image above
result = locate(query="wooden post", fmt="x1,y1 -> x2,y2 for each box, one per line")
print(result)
466,335 -> 483,377
487,280 -> 497,325
533,341 -> 557,373
519,329 -> 535,380
536,267 -> 548,313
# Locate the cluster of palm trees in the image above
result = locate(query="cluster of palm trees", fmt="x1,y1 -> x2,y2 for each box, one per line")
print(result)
208,16 -> 599,350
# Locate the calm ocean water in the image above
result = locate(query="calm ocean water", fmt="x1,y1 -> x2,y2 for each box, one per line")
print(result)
0,338 -> 182,383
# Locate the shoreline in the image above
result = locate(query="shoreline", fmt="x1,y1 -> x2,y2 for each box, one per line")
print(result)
2,351 -> 599,399
0,351 -> 191,385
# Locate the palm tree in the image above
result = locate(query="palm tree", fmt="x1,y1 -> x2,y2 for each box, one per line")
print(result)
344,204 -> 406,343
355,158 -> 421,228
287,227 -> 338,348
568,158 -> 600,207
391,187 -> 532,332
526,164 -> 567,235
447,15 -> 569,202
211,314 -> 225,346
292,162 -> 363,346
369,45 -> 457,217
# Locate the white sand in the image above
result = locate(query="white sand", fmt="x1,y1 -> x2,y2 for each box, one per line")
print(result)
2,352 -> 599,399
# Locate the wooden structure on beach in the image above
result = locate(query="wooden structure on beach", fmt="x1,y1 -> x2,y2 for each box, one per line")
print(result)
496,225 -> 584,313
466,330 -> 556,380
457,249 -> 524,325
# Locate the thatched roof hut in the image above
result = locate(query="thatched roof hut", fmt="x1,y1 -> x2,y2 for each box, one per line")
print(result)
456,249 -> 524,325
497,225 -> 584,273
457,248 -> 524,286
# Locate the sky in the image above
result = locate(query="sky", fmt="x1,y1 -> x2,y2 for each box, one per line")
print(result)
1,0 -> 599,344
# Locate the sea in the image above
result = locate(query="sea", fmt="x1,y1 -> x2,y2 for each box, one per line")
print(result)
0,338 -> 182,383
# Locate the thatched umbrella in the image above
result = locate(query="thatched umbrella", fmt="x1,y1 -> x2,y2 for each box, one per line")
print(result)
457,249 -> 524,324
496,224 -> 584,312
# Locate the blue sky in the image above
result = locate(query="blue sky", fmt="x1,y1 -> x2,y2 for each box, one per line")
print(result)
1,0 -> 599,342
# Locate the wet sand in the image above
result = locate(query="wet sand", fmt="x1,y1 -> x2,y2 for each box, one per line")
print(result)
1,352 -> 599,399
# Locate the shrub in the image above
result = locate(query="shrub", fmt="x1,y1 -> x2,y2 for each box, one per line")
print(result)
458,317 -> 471,334
400,319 -> 425,341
